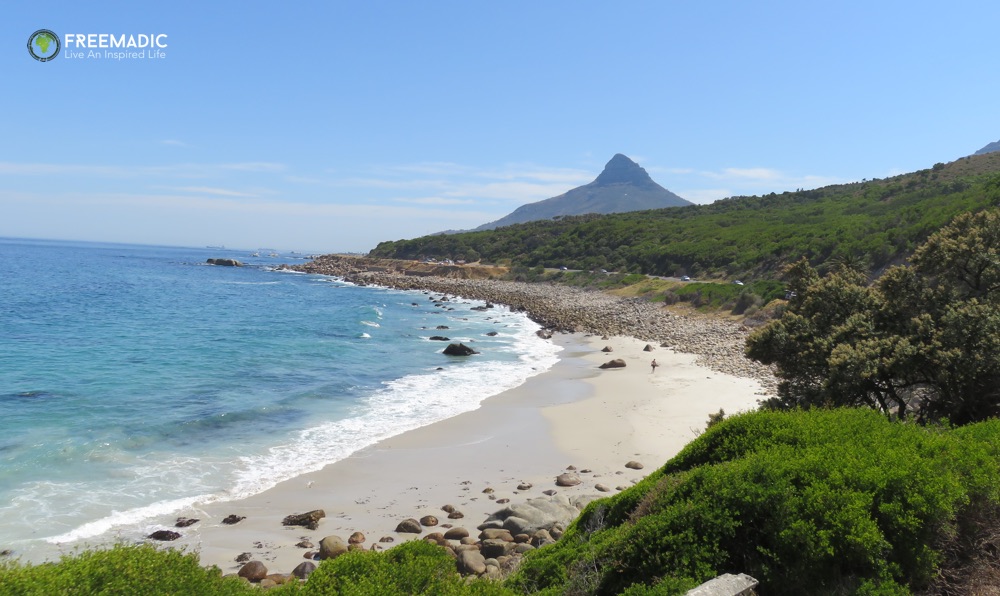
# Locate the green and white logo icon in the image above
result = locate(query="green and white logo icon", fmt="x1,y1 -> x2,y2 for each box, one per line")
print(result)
28,29 -> 61,62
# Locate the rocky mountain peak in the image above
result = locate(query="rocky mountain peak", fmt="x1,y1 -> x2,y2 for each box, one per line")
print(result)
592,153 -> 657,188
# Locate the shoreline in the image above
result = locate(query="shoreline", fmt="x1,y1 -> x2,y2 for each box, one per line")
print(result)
172,330 -> 766,576
14,268 -> 775,580
176,256 -> 775,575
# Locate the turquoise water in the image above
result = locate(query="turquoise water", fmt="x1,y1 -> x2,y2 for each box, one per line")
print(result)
0,238 -> 559,556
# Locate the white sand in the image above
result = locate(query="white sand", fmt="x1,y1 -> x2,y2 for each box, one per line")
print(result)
145,333 -> 765,575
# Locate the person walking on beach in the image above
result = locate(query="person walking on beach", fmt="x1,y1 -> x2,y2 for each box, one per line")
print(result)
650,359 -> 659,373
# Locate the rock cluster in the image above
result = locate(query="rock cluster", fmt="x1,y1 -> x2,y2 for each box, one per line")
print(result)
213,462 -> 649,587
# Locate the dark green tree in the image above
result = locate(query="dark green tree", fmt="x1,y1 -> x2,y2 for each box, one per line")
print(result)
747,209 -> 1000,424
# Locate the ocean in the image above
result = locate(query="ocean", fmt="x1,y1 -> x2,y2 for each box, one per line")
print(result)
0,238 -> 560,560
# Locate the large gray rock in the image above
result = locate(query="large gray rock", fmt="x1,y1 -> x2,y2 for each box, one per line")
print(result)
685,573 -> 759,596
599,359 -> 626,369
318,535 -> 348,560
481,495 -> 597,536
206,258 -> 242,267
456,550 -> 487,575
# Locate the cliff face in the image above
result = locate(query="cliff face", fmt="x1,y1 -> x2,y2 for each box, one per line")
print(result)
475,154 -> 690,231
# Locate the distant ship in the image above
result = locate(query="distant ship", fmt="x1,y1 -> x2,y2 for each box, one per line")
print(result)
206,245 -> 226,250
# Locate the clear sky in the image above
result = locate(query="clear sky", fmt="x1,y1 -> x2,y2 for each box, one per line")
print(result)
3,1 -> 999,253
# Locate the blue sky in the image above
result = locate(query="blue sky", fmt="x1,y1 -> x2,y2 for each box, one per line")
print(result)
3,1 -> 999,253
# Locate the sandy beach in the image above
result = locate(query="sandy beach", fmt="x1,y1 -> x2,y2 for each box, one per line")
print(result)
164,330 -> 766,576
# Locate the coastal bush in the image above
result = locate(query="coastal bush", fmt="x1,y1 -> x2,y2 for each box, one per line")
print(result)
0,543 -> 252,595
506,408 -> 1000,595
276,539 -> 513,595
748,208 -> 1000,425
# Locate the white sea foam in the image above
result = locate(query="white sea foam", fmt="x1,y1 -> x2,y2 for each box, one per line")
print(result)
28,298 -> 561,553
360,320 -> 380,327
226,308 -> 561,500
46,494 -> 213,544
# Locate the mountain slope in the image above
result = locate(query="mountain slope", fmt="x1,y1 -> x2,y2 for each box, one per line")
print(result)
475,154 -> 690,230
370,151 -> 1000,278
975,139 -> 1000,155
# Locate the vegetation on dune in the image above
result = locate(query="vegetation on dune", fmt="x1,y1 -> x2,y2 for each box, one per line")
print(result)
747,208 -> 1000,425
508,409 -> 1000,595
6,411 -> 999,595
275,540 -> 513,595
370,153 -> 1000,280
0,544 -> 252,595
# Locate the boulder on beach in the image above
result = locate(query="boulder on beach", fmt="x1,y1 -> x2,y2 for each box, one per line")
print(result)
348,531 -> 365,544
221,514 -> 245,525
599,359 -> 627,369
174,517 -> 199,528
481,494 -> 598,536
457,550 -> 487,576
601,346 -> 613,353
238,561 -> 267,582
443,343 -> 479,356
643,344 -> 654,352
292,561 -> 316,580
282,509 -> 326,530
395,518 -> 423,533
147,530 -> 181,541
318,535 -> 348,560
480,538 -> 509,559
556,473 -> 582,487
420,515 -> 439,527
625,460 -> 645,470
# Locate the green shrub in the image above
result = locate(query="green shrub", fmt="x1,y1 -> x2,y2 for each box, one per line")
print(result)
507,409 -> 1000,595
0,543 -> 252,595
279,539 -> 513,595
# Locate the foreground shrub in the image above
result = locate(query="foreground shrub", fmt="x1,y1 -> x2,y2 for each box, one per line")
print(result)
277,539 -> 513,595
0,543 -> 252,595
507,409 -> 1000,595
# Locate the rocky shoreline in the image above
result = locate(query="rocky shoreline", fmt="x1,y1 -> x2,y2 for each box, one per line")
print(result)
121,255 -> 775,589
290,255 -> 777,393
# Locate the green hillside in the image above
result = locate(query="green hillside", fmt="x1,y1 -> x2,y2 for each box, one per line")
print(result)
371,152 -> 1000,278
